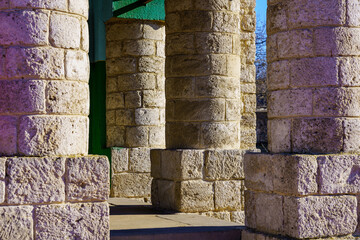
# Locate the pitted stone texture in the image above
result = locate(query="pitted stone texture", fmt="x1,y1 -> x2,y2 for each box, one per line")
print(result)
0,158 -> 5,179
50,12 -> 81,49
0,10 -> 49,46
214,181 -> 242,211
230,211 -> 245,225
111,173 -> 151,198
244,153 -> 318,195
284,196 -> 357,239
19,115 -> 88,156
204,150 -> 244,180
10,0 -> 67,11
7,157 -> 65,204
65,50 -> 90,82
161,150 -> 203,181
318,155 -> 360,194
6,47 -> 64,80
0,80 -> 45,114
129,148 -> 151,173
35,203 -> 109,240
0,116 -> 17,155
67,156 -> 109,201
69,0 -> 89,18
151,179 -> 176,210
46,81 -> 89,115
111,148 -> 128,173
81,19 -> 89,52
0,206 -> 33,240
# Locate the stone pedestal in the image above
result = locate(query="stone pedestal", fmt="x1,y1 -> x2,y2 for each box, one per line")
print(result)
105,18 -> 165,200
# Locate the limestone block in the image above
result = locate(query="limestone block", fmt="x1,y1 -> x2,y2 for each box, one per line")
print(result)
0,206 -> 33,240
81,19 -> 89,52
317,155 -> 360,194
267,60 -> 290,90
287,0 -> 345,29
10,0 -> 67,10
67,156 -> 109,201
7,157 -> 65,204
125,91 -> 142,108
117,73 -> 157,91
152,179 -> 176,209
69,0 -> 89,18
0,116 -> 17,155
244,154 -> 274,192
268,119 -> 291,153
143,90 -> 165,108
166,0 -> 193,13
225,99 -> 241,121
244,190 -> 256,229
50,12 -> 80,49
268,89 -> 312,118
166,33 -> 195,56
0,181 -> 4,203
339,57 -> 360,86
35,203 -> 109,240
214,181 -> 242,211
243,93 -> 256,113
284,196 -> 357,239
111,173 -> 151,198
106,57 -> 137,76
161,150 -> 203,181
277,30 -> 313,59
106,21 -> 143,41
107,93 -> 125,110
204,149 -> 244,180
150,149 -> 161,178
156,41 -> 165,57
348,0 -> 360,26
148,126 -> 165,147
138,56 -> 164,73
201,122 -> 240,149
290,57 -> 338,87
111,148 -> 128,173
135,108 -> 160,126
46,81 -> 89,115
106,126 -> 125,147
266,34 -> 278,62
172,11 -> 212,33
125,126 -> 149,147
344,118 -> 360,152
6,47 -> 64,80
0,0 -> 8,9
115,109 -> 135,125
19,115 -> 88,156
167,55 -> 215,77
195,76 -> 240,98
143,22 -> 165,41
241,13 -> 256,32
123,39 -> 156,56
0,80 -> 45,114
313,88 -> 360,117
193,0 -> 229,11
0,10 -> 49,46
213,11 -> 240,34
0,48 -> 5,79
65,50 -> 90,82
195,32 -> 233,54
166,122 -> 201,148
0,158 -> 4,179
129,148 -> 151,173
177,180 -> 214,212
292,118 -> 343,154
240,64 -> 255,83
267,2 -> 288,34
230,211 -> 245,225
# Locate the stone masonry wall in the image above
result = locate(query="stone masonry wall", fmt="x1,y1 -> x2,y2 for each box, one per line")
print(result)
0,1 -> 110,239
106,18 -> 165,200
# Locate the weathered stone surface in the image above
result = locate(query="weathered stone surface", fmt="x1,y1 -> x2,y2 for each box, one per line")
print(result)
339,57 -> 360,86
19,115 -> 88,156
284,196 -> 357,239
268,119 -> 291,153
69,0 -> 89,17
81,19 -> 89,52
111,173 -> 151,198
7,157 -> 65,204
161,150 -> 203,181
177,180 -> 214,212
201,122 -> 240,149
65,50 -> 90,82
107,125 -> 125,147
129,148 -> 151,173
124,91 -> 141,108
67,156 -> 109,201
46,81 -> 89,115
277,29 -> 313,59
123,39 -> 156,56
49,12 -> 81,49
344,118 -> 360,152
244,154 -> 274,192
0,116 -> 17,155
0,206 -> 33,240
214,181 -> 242,211
126,126 -> 149,147
0,10 -> 49,46
150,149 -> 161,178
148,125 -> 165,147
152,179 -> 176,210
135,108 -> 160,126
35,203 -> 109,240
6,47 -> 64,80
10,0 -> 67,10
0,158 -> 5,179
0,181 -> 4,204
267,60 -> 290,90
204,150 -> 244,180
107,93 -> 125,110
230,211 -> 245,225
111,148 -> 128,173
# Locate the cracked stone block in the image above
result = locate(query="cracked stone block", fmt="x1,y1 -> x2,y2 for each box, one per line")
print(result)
0,206 -> 33,240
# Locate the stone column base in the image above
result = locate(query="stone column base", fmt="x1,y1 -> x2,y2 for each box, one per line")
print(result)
244,153 -> 360,239
110,147 -> 152,201
151,149 -> 245,223
0,155 -> 110,239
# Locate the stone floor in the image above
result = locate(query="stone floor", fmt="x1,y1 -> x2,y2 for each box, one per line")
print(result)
109,198 -> 244,240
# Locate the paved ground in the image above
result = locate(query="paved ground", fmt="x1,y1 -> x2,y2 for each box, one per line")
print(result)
109,198 -> 244,240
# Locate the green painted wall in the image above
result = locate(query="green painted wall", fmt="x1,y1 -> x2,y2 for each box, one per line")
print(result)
113,0 -> 165,20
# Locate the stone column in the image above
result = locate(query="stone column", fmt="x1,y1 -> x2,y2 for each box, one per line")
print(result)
105,18 -> 165,201
152,0 -> 249,223
0,1 -> 109,239
244,0 -> 360,239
